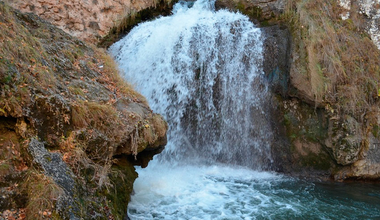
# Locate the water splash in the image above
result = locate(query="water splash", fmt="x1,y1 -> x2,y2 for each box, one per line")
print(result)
109,0 -> 272,169
127,164 -> 380,219
109,1 -> 380,219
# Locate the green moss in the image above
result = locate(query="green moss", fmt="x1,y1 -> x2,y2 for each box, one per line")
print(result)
283,113 -> 292,126
289,133 -> 297,140
260,20 -> 270,27
2,74 -> 12,84
107,159 -> 137,219
0,161 -> 10,173
236,2 -> 263,21
372,124 -> 380,138
283,99 -> 329,145
299,152 -> 332,171
44,155 -> 52,162
236,2 -> 245,12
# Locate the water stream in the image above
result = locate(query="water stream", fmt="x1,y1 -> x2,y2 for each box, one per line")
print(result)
109,0 -> 380,219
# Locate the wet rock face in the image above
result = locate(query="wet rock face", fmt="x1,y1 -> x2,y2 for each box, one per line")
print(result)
262,25 -> 291,97
252,0 -> 380,180
326,115 -> 363,166
269,96 -> 336,178
8,0 -> 157,43
215,0 -> 285,21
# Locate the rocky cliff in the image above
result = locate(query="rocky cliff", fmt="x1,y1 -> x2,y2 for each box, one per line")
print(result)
0,2 -> 167,219
2,1 -> 380,218
338,0 -> 380,49
7,0 -> 174,44
217,0 -> 380,180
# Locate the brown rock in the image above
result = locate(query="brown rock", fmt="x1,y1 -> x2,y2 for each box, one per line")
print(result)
216,0 -> 285,20
8,0 -> 158,43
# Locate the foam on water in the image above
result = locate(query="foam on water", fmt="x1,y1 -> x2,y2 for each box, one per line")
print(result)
128,164 -> 280,219
127,163 -> 380,219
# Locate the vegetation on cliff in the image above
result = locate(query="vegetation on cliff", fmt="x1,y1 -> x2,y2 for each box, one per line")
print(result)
280,0 -> 380,179
219,0 -> 380,179
0,1 -> 167,219
284,0 -> 380,114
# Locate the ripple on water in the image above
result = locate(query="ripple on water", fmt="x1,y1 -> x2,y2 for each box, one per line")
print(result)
128,163 -> 380,220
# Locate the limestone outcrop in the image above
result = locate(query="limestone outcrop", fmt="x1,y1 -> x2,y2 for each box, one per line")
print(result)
216,0 -> 285,21
338,0 -> 380,50
0,2 -> 167,218
7,0 -> 173,43
283,0 -> 380,180
224,0 -> 380,180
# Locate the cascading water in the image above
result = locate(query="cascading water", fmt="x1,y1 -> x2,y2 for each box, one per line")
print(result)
109,0 -> 380,219
110,0 -> 272,169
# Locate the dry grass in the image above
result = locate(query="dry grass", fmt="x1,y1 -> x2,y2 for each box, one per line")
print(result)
0,160 -> 11,178
23,171 -> 64,220
284,0 -> 380,121
71,100 -> 119,131
0,2 -> 158,218
59,132 -> 76,152
90,46 -> 148,104
66,147 -> 121,190
152,114 -> 168,137
0,2 -> 58,117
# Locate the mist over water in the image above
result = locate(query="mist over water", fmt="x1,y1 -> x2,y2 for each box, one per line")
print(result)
109,0 -> 380,219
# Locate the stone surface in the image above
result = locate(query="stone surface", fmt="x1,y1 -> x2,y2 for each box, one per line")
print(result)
261,0 -> 380,180
262,25 -> 291,96
28,139 -> 78,219
7,0 -> 161,43
325,115 -> 363,166
216,0 -> 285,20
338,0 -> 380,49
269,96 -> 335,178
0,5 -> 168,161
253,0 -> 380,180
0,2 -> 167,218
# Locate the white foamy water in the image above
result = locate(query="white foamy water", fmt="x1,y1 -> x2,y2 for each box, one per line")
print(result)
110,0 -> 272,169
127,162 -> 380,219
109,0 -> 380,219
128,163 -> 282,220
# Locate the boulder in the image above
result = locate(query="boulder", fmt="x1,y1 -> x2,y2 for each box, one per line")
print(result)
0,2 -> 167,218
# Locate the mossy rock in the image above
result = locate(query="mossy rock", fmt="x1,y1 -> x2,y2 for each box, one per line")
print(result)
0,2 -> 168,218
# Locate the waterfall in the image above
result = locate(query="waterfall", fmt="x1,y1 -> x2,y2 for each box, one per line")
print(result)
108,1 -> 380,219
109,0 -> 272,169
